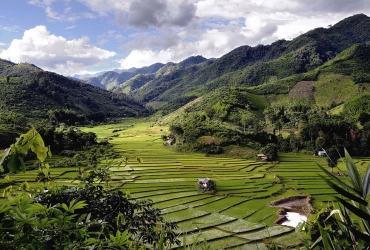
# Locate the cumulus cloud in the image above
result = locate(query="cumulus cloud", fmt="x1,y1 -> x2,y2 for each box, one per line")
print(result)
168,0 -> 197,27
116,0 -> 197,28
24,0 -> 370,73
0,26 -> 116,75
118,28 -> 247,68
126,0 -> 167,28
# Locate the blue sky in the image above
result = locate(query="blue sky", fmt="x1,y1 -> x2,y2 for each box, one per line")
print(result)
1,0 -> 369,76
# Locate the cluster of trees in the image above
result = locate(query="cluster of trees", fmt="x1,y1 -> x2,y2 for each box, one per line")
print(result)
168,112 -> 275,156
165,91 -> 370,163
48,109 -> 107,125
264,97 -> 370,157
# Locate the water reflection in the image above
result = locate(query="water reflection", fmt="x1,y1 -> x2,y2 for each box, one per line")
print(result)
281,212 -> 307,227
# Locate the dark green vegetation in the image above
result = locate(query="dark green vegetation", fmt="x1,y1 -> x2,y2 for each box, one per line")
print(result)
0,59 -> 149,120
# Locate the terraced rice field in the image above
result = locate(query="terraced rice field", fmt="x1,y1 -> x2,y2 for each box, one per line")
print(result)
1,119 -> 369,249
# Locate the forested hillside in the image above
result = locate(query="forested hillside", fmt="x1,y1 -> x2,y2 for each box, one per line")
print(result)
83,14 -> 370,113
159,41 -> 370,159
0,59 -> 150,148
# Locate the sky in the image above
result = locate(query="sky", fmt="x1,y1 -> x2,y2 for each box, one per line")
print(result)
0,0 -> 369,76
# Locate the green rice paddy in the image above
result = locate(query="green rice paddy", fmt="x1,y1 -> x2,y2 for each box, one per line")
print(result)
1,118 -> 369,249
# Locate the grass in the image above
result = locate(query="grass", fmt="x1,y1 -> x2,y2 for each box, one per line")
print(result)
314,73 -> 358,108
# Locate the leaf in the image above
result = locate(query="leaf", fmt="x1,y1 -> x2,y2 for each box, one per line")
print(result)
344,149 -> 363,194
325,209 -> 345,223
85,238 -> 97,245
26,203 -> 46,214
69,200 -> 87,213
319,175 -> 367,206
350,226 -> 370,242
19,156 -> 26,173
61,203 -> 69,212
0,147 -> 11,166
47,146 -> 52,157
318,223 -> 335,250
362,163 -> 370,198
7,152 -> 20,173
116,212 -> 125,227
77,214 -> 86,224
335,196 -> 370,221
86,213 -> 92,223
317,163 -> 356,194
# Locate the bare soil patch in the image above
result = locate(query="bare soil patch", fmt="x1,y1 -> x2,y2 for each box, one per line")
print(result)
288,81 -> 315,99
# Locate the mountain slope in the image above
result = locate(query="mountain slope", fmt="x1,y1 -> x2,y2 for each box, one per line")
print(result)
84,71 -> 138,90
131,14 -> 370,111
162,42 -> 370,128
0,59 -> 149,119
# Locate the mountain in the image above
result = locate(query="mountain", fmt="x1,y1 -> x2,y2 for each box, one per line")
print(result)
0,59 -> 149,120
83,56 -> 207,93
83,71 -> 138,90
83,63 -> 166,90
127,14 -> 370,112
72,71 -> 107,79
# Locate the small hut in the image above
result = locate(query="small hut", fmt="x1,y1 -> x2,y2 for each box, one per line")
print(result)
257,153 -> 267,161
318,151 -> 327,157
197,178 -> 216,192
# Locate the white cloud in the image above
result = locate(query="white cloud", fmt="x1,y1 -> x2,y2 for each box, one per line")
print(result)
23,0 -> 370,73
65,25 -> 76,30
0,26 -> 116,75
28,0 -> 96,22
0,25 -> 19,32
118,50 -> 174,68
118,28 -> 247,68
78,0 -> 130,16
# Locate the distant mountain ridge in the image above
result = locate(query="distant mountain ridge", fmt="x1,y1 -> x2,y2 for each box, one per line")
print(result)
83,56 -> 207,91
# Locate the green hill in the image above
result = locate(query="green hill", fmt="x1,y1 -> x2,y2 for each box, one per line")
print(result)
129,14 -> 370,112
0,59 -> 149,120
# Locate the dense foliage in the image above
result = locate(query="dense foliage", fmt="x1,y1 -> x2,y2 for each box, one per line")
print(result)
168,112 -> 276,155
